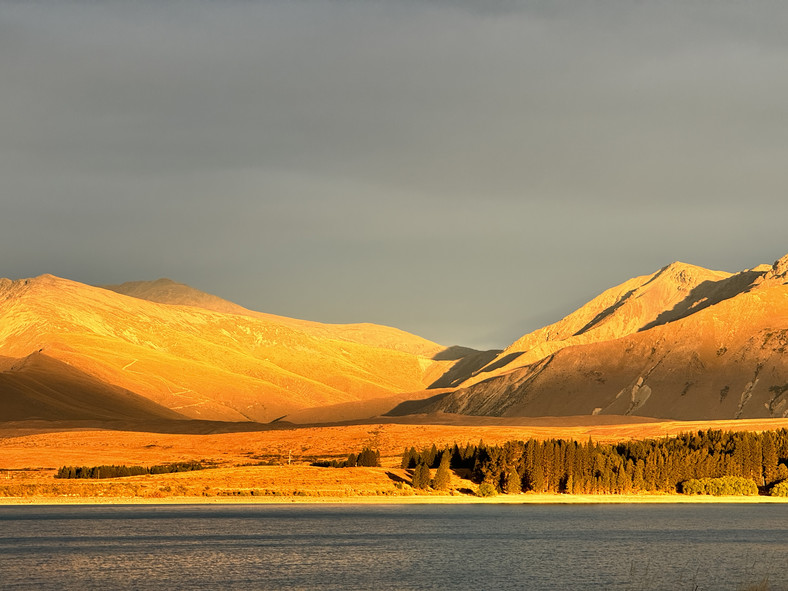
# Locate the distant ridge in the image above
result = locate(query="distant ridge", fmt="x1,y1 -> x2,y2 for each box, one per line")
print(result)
103,278 -> 254,317
103,278 -> 447,358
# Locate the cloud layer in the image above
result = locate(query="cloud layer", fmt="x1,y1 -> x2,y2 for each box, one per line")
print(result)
3,1 -> 787,347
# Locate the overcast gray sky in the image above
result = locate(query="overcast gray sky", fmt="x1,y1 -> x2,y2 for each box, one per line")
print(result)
2,0 -> 787,349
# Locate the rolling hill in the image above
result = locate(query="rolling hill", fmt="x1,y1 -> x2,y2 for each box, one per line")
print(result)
0,275 -> 482,423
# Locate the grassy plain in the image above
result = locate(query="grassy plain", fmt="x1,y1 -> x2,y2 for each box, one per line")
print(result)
2,417 -> 788,503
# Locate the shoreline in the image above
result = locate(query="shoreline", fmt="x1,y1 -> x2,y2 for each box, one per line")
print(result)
3,493 -> 788,506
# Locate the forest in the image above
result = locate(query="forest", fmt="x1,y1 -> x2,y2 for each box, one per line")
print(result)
401,429 -> 788,496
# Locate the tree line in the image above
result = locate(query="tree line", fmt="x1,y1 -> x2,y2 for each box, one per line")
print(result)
56,462 -> 206,479
401,429 -> 788,495
311,447 -> 381,468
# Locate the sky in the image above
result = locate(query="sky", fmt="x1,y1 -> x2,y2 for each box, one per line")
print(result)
2,0 -> 788,349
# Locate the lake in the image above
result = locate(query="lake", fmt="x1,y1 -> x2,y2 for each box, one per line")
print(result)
0,503 -> 786,590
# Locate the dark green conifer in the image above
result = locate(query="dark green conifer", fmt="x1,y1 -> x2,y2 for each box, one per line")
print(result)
762,432 -> 779,485
502,469 -> 522,494
412,463 -> 431,489
632,460 -> 646,492
531,462 -> 545,493
400,448 -> 410,469
432,452 -> 452,491
357,447 -> 380,467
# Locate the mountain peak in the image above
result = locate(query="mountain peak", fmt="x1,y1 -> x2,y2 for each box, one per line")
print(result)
33,273 -> 59,281
653,261 -> 714,286
752,253 -> 788,287
771,253 -> 788,279
0,273 -> 70,298
661,260 -> 692,271
101,278 -> 241,313
21,273 -> 62,286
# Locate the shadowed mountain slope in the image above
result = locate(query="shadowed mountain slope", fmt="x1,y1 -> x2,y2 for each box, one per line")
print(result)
0,352 -> 185,421
391,255 -> 788,420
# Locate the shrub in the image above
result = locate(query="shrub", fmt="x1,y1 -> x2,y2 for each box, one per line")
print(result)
476,482 -> 497,497
680,476 -> 758,496
769,480 -> 788,497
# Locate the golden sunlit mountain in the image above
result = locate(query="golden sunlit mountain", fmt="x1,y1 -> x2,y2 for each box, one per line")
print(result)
392,255 -> 788,420
3,254 -> 788,426
0,275 -> 485,423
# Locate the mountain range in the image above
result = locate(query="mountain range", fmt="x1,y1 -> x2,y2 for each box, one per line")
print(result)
2,254 -> 787,425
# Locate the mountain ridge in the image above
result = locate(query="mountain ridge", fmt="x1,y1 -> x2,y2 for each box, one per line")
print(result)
392,254 -> 788,420
456,260 -> 734,388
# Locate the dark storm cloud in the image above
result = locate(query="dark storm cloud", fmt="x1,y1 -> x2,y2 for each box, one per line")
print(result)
2,0 -> 788,348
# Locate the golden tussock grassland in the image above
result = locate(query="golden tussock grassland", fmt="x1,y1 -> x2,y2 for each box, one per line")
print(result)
2,418 -> 788,504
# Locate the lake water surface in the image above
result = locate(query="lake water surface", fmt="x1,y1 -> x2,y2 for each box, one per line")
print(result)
0,503 -> 786,590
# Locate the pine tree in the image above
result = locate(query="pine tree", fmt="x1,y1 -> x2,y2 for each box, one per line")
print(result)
632,460 -> 646,492
762,432 -> 779,485
503,469 -> 522,494
531,461 -> 545,493
432,452 -> 452,491
412,463 -> 431,489
615,464 -> 631,494
564,473 -> 574,495
422,444 -> 439,468
451,443 -> 462,468
461,443 -> 476,469
400,448 -> 411,469
357,447 -> 380,467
